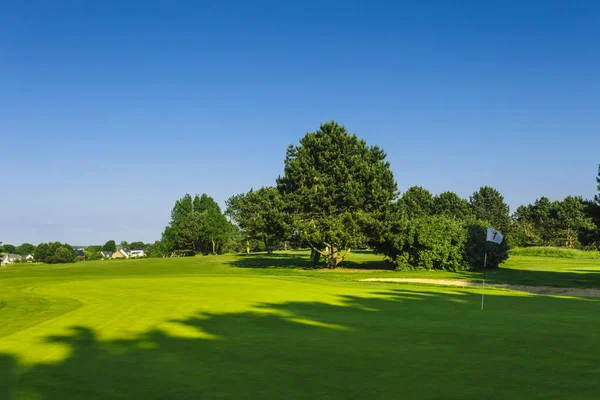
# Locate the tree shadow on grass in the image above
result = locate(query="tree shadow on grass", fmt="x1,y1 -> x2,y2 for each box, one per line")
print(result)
227,252 -> 312,269
483,266 -> 600,288
227,252 -> 395,270
2,289 -> 600,399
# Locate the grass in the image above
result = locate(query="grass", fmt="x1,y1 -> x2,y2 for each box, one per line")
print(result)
510,246 -> 600,259
1,251 -> 599,399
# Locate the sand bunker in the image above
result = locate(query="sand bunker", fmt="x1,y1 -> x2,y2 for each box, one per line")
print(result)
361,278 -> 600,298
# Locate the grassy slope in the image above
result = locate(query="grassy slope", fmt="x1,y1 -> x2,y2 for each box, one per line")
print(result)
1,252 -> 599,399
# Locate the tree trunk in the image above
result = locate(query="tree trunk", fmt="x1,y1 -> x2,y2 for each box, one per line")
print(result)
310,248 -> 320,267
264,236 -> 273,254
246,240 -> 250,254
211,238 -> 216,255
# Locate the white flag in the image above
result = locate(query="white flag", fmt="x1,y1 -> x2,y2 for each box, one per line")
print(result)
486,228 -> 504,244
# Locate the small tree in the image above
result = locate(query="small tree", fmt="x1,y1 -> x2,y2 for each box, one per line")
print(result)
226,187 -> 289,254
102,240 -> 117,252
16,243 -> 35,256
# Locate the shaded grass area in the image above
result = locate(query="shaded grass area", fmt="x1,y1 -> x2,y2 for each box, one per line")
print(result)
511,247 -> 600,259
1,285 -> 600,399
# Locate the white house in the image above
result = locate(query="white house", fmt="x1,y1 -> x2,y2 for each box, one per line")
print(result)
128,248 -> 146,258
25,254 -> 35,262
100,251 -> 114,259
1,254 -> 22,266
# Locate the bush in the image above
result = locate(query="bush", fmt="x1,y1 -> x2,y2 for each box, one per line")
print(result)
463,220 -> 509,270
34,242 -> 76,264
374,215 -> 509,271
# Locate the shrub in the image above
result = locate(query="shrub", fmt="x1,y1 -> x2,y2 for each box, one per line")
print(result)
374,215 -> 509,271
463,220 -> 509,269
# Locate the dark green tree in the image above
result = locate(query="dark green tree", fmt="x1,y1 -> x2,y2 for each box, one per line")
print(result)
277,121 -> 398,267
34,242 -> 76,264
2,244 -> 16,254
433,191 -> 471,220
16,243 -> 35,256
34,243 -> 51,263
469,186 -> 511,234
226,187 -> 289,254
161,193 -> 230,255
102,240 -> 117,252
195,194 -> 230,255
402,186 -> 434,219
53,245 -> 76,264
553,196 -> 595,248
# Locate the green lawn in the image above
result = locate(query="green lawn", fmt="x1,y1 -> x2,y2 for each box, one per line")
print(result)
1,252 -> 599,399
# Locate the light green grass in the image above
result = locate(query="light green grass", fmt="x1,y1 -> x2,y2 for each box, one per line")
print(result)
510,246 -> 600,259
1,252 -> 599,399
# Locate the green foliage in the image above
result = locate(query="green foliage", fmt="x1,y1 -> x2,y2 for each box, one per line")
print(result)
433,191 -> 471,220
277,121 -> 397,267
463,220 -> 509,270
34,242 -> 76,264
1,244 -> 16,254
374,209 -> 508,271
402,186 -> 434,219
161,193 -> 231,256
391,215 -> 468,271
196,194 -> 230,255
510,247 -> 600,259
15,243 -> 35,256
226,187 -> 289,254
515,196 -> 595,248
102,240 -> 117,252
469,186 -> 511,234
84,248 -> 102,261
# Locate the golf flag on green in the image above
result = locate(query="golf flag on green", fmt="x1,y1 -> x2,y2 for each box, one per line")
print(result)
486,227 -> 504,244
481,227 -> 503,311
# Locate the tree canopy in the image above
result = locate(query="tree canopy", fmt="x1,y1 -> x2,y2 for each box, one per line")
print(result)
102,240 -> 116,252
276,121 -> 398,267
226,187 -> 288,254
161,193 -> 230,255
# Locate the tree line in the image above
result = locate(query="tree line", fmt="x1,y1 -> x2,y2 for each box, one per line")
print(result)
4,123 -> 599,270
156,122 -> 600,270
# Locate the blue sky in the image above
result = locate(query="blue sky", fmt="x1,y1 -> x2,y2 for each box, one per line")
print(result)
1,1 -> 599,245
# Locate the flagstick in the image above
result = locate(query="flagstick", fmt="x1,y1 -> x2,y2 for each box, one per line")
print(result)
481,242 -> 487,311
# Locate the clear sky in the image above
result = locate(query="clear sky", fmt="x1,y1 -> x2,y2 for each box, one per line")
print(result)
1,1 -> 599,245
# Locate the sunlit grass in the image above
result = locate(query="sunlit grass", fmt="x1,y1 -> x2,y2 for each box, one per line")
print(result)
1,252 -> 599,399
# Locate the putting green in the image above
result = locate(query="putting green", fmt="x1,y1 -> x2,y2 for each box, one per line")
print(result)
1,254 -> 599,399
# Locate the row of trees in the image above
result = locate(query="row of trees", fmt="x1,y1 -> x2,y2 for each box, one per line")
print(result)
513,196 -> 598,249
157,122 -> 599,270
0,243 -> 36,256
5,123 -> 598,270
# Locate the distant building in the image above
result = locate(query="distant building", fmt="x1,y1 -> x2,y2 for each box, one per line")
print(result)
112,248 -> 146,259
76,249 -> 86,260
112,249 -> 128,259
128,248 -> 146,258
100,251 -> 114,259
1,254 -> 22,266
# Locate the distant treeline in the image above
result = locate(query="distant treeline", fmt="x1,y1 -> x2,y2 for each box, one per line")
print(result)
4,122 -> 599,270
